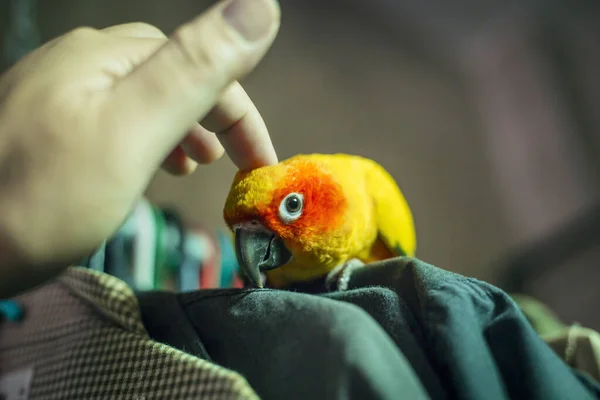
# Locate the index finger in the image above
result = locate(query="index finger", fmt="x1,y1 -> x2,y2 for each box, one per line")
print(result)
202,81 -> 278,171
104,0 -> 280,175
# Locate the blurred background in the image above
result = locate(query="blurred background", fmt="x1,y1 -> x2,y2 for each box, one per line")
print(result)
1,0 -> 599,327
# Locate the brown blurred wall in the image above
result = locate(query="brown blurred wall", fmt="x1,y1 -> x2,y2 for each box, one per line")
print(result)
144,2 -> 512,282
5,0 -> 597,286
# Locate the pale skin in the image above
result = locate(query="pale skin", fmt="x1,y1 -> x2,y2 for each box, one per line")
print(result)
0,0 -> 281,298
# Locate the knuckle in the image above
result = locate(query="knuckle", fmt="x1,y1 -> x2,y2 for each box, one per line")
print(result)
171,24 -> 232,78
67,26 -> 98,40
125,22 -> 166,38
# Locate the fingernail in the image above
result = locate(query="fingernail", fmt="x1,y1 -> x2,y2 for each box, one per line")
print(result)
223,0 -> 278,42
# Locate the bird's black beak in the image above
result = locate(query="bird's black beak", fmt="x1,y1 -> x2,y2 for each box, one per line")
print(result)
234,226 -> 292,288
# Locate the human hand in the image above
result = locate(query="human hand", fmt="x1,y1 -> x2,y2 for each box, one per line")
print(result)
0,0 -> 280,297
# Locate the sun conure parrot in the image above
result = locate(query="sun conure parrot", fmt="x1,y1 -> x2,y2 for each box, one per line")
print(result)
223,153 -> 416,290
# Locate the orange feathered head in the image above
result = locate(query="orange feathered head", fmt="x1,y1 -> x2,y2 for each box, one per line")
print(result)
223,157 -> 347,287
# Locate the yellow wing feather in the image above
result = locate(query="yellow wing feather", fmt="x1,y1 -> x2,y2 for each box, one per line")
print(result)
364,158 -> 416,257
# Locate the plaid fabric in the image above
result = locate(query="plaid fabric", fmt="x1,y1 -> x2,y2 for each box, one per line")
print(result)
0,267 -> 258,400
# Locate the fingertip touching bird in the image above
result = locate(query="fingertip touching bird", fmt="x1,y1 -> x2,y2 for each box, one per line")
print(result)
223,153 -> 416,291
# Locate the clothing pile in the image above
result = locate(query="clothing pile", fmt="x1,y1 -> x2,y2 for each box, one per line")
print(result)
1,202 -> 600,399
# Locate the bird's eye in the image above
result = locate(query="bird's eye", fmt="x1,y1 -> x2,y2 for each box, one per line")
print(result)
279,192 -> 304,224
285,195 -> 302,213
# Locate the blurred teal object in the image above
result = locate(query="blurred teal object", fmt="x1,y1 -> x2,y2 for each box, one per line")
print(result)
2,0 -> 40,69
80,198 -> 240,291
0,300 -> 24,321
80,241 -> 106,273
217,230 -> 239,288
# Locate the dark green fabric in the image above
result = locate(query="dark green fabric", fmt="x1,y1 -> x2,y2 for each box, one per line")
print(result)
140,287 -> 430,400
137,258 -> 600,400
510,293 -> 567,337
345,258 -> 600,399
137,290 -> 211,360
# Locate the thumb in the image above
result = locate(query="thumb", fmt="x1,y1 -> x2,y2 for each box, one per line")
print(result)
105,0 -> 280,166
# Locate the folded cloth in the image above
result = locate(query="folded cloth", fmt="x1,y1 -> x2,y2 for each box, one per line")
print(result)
342,258 -> 600,399
138,286 -> 431,400
138,257 -> 600,400
0,267 -> 258,400
511,294 -> 568,337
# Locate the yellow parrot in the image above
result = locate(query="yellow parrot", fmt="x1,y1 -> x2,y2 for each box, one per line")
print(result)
223,153 -> 416,290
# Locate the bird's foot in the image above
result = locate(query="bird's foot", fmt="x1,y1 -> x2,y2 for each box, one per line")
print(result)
326,258 -> 365,292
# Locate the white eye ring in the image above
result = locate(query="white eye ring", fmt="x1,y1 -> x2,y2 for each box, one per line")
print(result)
278,192 -> 304,224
